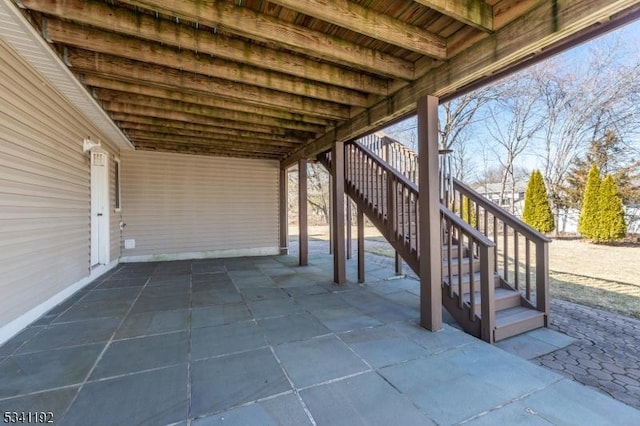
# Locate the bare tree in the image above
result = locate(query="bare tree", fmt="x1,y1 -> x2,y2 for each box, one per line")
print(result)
485,75 -> 544,213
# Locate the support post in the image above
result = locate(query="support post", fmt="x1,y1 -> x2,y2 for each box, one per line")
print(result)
299,159 -> 308,266
332,141 -> 346,284
395,252 -> 403,276
346,197 -> 352,260
328,174 -> 333,254
418,95 -> 443,332
279,167 -> 289,255
357,206 -> 365,283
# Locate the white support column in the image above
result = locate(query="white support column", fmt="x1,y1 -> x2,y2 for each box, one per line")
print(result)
418,95 -> 443,332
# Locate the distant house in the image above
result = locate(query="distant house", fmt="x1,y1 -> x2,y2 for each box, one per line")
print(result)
473,181 -> 528,213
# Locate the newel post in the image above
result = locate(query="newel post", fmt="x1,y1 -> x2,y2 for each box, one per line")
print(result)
332,140 -> 346,284
418,95 -> 443,332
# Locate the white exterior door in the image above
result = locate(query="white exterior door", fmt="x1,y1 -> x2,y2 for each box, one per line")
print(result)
90,151 -> 109,266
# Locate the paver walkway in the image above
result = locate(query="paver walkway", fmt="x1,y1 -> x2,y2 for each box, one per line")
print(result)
534,299 -> 640,410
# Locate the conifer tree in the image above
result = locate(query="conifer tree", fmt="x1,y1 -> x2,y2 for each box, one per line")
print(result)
594,175 -> 627,242
523,170 -> 555,233
578,164 -> 601,239
461,196 -> 477,228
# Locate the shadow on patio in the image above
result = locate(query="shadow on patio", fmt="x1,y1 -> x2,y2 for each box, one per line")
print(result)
0,254 -> 637,425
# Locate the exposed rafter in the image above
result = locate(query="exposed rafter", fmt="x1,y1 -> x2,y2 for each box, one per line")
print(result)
268,0 -> 446,58
66,49 -> 350,120
24,0 -> 394,90
413,0 -> 493,32
82,76 -> 330,126
118,0 -> 416,77
44,19 -> 371,106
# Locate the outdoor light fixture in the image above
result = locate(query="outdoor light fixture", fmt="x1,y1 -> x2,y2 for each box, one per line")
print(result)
83,137 -> 101,152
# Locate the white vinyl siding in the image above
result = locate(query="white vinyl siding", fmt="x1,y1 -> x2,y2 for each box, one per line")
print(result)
121,151 -> 279,259
0,40 -> 120,328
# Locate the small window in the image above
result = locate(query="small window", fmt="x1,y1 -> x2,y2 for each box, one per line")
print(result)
114,158 -> 121,211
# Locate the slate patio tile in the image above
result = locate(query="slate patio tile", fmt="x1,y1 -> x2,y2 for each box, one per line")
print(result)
274,335 -> 369,388
379,342 -> 561,425
191,348 -> 290,416
147,274 -> 191,286
63,365 -> 188,426
192,304 -> 252,329
130,294 -> 190,314
53,299 -> 133,323
16,318 -> 120,354
390,321 -> 478,355
192,393 -> 312,426
191,321 -> 266,360
90,331 -> 189,379
301,372 -> 435,426
295,292 -> 351,311
192,289 -> 243,307
96,277 -> 149,289
338,325 -> 426,368
247,298 -> 303,319
115,308 -> 190,339
258,313 -> 330,345
0,326 -> 44,357
310,306 -> 383,333
0,344 -> 104,399
240,287 -> 290,302
0,386 -> 79,420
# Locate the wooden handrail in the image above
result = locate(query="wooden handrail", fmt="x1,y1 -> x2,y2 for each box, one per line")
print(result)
350,140 -> 418,193
452,178 -> 551,243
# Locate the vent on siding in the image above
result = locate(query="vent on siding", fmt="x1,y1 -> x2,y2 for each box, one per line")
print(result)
92,152 -> 106,166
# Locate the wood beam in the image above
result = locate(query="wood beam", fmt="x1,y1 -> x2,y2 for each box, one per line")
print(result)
332,141 -> 346,284
413,0 -> 493,32
111,115 -> 307,144
119,0 -> 415,78
131,135 -> 286,153
21,0 -> 393,91
268,0 -> 446,58
67,50 -> 350,120
417,95 -> 442,332
299,159 -> 308,266
104,103 -> 314,138
95,92 -> 326,134
135,143 -> 282,160
124,130 -> 296,151
83,75 -> 330,126
45,19 -> 370,107
116,122 -> 300,147
283,0 -> 640,167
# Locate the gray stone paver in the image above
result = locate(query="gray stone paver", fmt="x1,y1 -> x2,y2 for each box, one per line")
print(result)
532,298 -> 640,410
299,237 -> 640,411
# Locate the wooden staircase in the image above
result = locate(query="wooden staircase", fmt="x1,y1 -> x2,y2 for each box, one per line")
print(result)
318,135 -> 550,343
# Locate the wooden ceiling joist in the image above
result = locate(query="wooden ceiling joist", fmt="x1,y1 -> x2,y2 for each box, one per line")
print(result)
82,76 -> 330,126
24,0 -> 393,91
104,103 -> 316,139
44,19 -> 371,107
118,0 -> 417,78
133,144 -> 283,160
126,131 -> 292,152
414,0 -> 493,32
118,123 -> 300,148
111,115 -> 308,144
267,0 -> 447,58
96,93 -> 326,134
67,50 -> 350,120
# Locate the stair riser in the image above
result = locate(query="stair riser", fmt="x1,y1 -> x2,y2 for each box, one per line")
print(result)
472,294 -> 521,311
444,277 -> 500,293
494,314 -> 545,341
442,260 -> 481,275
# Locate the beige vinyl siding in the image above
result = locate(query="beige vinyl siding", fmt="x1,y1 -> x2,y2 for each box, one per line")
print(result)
121,151 -> 279,259
110,157 -> 122,261
0,40 -> 119,327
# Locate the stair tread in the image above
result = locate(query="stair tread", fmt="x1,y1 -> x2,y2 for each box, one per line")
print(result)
495,306 -> 544,327
463,287 -> 520,302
